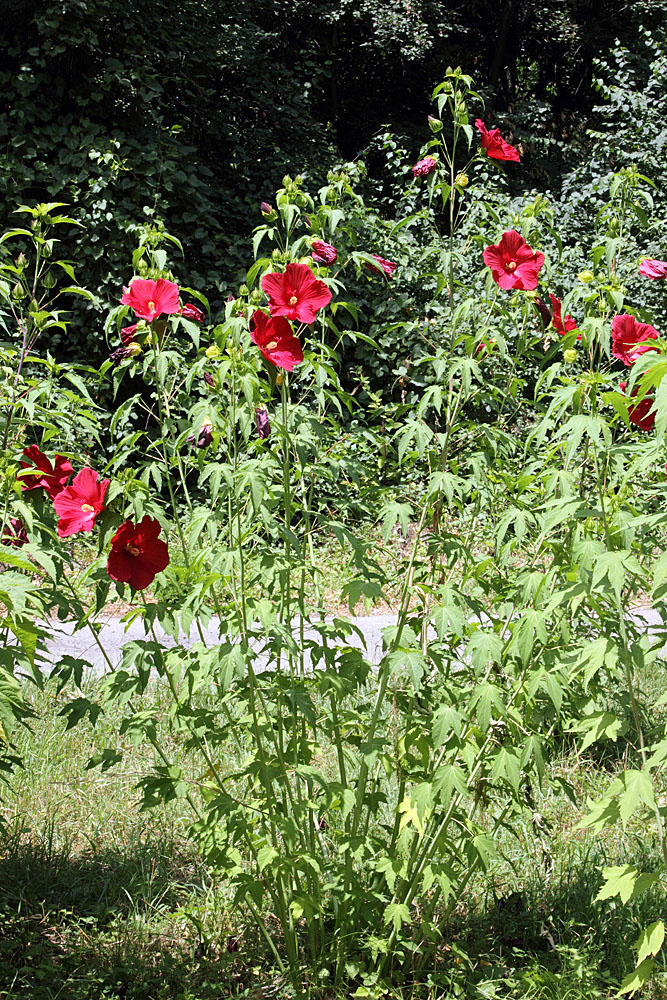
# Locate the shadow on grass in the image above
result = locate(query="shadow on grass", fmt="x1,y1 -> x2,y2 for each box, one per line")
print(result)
441,840 -> 666,998
0,828 -> 252,1000
0,827 -> 664,999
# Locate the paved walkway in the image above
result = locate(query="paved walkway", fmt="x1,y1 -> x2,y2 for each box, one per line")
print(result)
37,607 -> 667,676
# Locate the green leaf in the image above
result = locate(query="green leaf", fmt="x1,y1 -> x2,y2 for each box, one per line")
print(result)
384,902 -> 411,932
595,865 -> 658,904
617,958 -> 655,996
387,648 -> 426,689
618,769 -> 655,828
635,921 -> 665,965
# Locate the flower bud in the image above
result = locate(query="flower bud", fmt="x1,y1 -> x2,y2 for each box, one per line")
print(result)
260,202 -> 273,216
271,249 -> 282,260
11,282 -> 26,301
203,371 -> 215,388
186,420 -> 213,449
282,175 -> 292,188
563,348 -> 578,363
205,344 -> 221,359
255,407 -> 271,440
239,284 -> 249,297
275,373 -> 283,387
454,172 -> 469,188
42,270 -> 56,289
428,115 -> 443,133
578,270 -> 595,283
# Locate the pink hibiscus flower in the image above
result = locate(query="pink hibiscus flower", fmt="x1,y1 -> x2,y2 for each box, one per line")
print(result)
52,467 -> 110,538
411,156 -> 437,178
483,230 -> 544,290
639,258 -> 667,279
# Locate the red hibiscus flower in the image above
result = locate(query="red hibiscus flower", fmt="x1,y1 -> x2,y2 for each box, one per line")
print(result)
20,445 -> 73,499
311,240 -> 338,266
261,262 -> 331,324
639,258 -> 667,279
611,314 -> 659,366
2,517 -> 28,548
366,254 -> 398,279
107,516 -> 169,590
619,381 -> 655,432
483,230 -> 544,290
250,310 -> 304,371
52,467 -> 110,538
411,156 -> 437,178
180,303 -> 205,321
475,119 -> 520,162
120,278 -> 181,322
549,293 -> 580,338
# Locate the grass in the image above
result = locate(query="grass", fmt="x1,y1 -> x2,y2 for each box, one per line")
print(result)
0,665 -> 665,1000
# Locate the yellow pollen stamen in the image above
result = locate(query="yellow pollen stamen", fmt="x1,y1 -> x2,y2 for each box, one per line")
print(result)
289,295 -> 298,305
148,300 -> 156,313
125,544 -> 140,557
507,261 -> 517,271
266,341 -> 278,350
81,503 -> 95,513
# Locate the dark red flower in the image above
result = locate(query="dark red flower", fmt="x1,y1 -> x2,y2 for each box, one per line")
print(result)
639,258 -> 667,279
411,156 -> 437,178
180,303 -> 204,322
535,296 -> 552,327
619,381 -> 655,432
2,517 -> 28,548
107,516 -> 169,590
203,371 -> 215,388
186,421 -> 213,448
549,293 -> 580,338
475,119 -> 520,162
120,323 -> 139,345
120,278 -> 180,322
611,314 -> 659,366
20,446 -> 73,499
250,310 -> 303,371
255,407 -> 271,440
483,230 -> 544,290
52,467 -> 109,538
366,254 -> 397,279
109,343 -> 141,365
311,240 -> 338,266
261,262 -> 331,324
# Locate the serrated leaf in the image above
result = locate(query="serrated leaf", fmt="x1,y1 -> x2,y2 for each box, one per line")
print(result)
635,921 -> 665,965
618,958 -> 655,996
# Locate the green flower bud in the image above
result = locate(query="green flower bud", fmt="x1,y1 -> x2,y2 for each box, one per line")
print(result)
428,115 -> 443,133
578,270 -> 595,283
564,348 -> 579,364
239,284 -> 249,296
